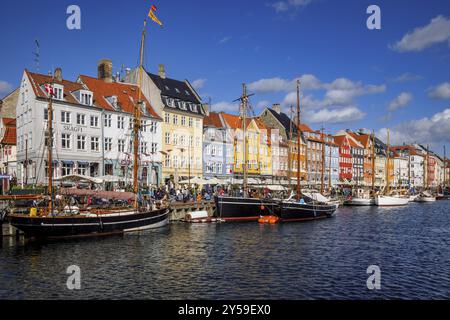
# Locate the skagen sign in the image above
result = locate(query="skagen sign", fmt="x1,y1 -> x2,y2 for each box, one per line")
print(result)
63,125 -> 83,133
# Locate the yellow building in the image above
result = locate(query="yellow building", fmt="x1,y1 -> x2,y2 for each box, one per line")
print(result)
221,114 -> 271,177
126,65 -> 205,184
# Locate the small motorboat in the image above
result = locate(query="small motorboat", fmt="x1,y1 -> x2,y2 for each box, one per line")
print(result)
375,195 -> 409,206
414,191 -> 437,203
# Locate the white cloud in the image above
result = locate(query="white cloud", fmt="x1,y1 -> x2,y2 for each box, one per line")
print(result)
388,92 -> 413,111
191,78 -> 207,90
0,80 -> 13,98
248,74 -> 322,93
218,36 -> 232,45
390,15 -> 450,52
377,108 -> 450,146
212,101 -> 239,113
271,0 -> 312,13
304,107 -> 366,124
256,100 -> 271,110
428,82 -> 450,100
390,73 -> 423,83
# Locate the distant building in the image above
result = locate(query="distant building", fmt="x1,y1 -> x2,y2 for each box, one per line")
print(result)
203,111 -> 227,179
333,135 -> 352,185
0,88 -> 19,118
390,145 -> 425,189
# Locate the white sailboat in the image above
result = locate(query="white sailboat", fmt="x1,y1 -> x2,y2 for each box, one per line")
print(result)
415,191 -> 436,202
375,129 -> 409,207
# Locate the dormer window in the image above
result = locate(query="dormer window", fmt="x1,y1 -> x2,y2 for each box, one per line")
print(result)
80,90 -> 93,106
53,84 -> 64,100
180,101 -> 187,110
185,90 -> 190,96
175,88 -> 180,94
165,85 -> 170,91
106,96 -> 120,110
190,104 -> 198,113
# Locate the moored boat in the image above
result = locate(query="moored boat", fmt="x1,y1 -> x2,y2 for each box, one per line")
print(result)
278,198 -> 336,222
214,196 -> 278,221
414,192 -> 437,203
344,197 -> 375,206
375,195 -> 409,206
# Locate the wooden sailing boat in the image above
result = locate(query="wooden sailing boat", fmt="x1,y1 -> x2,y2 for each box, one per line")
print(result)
7,18 -> 169,239
215,84 -> 278,221
375,129 -> 409,206
277,80 -> 337,221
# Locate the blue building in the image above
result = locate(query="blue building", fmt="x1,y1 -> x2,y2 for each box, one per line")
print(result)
203,112 -> 228,179
324,135 -> 340,189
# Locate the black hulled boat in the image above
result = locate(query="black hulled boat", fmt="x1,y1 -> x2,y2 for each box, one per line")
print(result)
8,19 -> 169,240
215,196 -> 277,221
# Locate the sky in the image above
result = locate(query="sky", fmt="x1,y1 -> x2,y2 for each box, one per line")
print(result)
0,0 -> 449,155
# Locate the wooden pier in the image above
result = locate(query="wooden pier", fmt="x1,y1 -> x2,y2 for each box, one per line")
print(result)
168,201 -> 216,221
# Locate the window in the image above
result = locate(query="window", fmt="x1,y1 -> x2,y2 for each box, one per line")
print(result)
62,162 -> 73,176
181,116 -> 186,126
90,116 -> 99,127
173,115 -> 178,125
77,163 -> 88,176
151,143 -> 158,154
61,133 -> 71,149
140,142 -> 148,154
165,113 -> 170,123
91,137 -> 100,151
141,120 -> 147,132
173,134 -> 178,145
104,114 -> 112,127
77,135 -> 86,150
45,132 -> 55,148
81,92 -> 92,106
54,86 -> 63,100
165,155 -> 171,167
130,118 -> 136,130
189,117 -> 193,127
173,156 -> 178,168
117,116 -> 125,129
104,138 -> 112,152
61,111 -> 71,124
180,135 -> 185,146
149,121 -> 156,133
76,114 -> 86,125
195,119 -> 200,128
189,136 -> 193,147
165,133 -> 171,144
118,139 -> 125,152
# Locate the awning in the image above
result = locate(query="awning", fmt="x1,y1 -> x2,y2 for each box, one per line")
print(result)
62,160 -> 74,165
77,161 -> 89,166
104,160 -> 114,164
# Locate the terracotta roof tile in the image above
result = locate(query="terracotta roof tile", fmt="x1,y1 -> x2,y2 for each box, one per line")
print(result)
204,112 -> 223,128
79,75 -> 161,120
1,127 -> 16,145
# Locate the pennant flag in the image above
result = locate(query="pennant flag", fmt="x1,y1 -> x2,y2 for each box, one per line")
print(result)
44,83 -> 55,96
151,5 -> 157,11
148,6 -> 163,26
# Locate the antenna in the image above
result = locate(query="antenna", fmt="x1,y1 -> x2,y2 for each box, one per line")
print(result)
33,39 -> 40,72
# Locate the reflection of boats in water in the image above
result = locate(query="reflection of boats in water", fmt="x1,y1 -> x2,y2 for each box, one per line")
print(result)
7,17 -> 169,239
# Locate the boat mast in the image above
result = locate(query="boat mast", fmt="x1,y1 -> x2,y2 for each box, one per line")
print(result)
444,146 -> 447,190
425,145 -> 429,190
371,131 -> 375,192
242,83 -> 248,198
321,126 -> 325,194
47,87 -> 54,214
328,136 -> 332,193
296,79 -> 301,201
386,129 -> 390,195
133,20 -> 147,209
288,106 -> 294,190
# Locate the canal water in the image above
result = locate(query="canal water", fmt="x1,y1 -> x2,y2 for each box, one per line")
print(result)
1,201 -> 449,300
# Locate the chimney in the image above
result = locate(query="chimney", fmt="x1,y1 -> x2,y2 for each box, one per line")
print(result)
158,64 -> 166,79
54,68 -> 62,81
272,103 -> 281,114
98,59 -> 113,83
203,103 -> 210,116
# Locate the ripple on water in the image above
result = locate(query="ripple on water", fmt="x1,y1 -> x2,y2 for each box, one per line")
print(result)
1,201 -> 450,299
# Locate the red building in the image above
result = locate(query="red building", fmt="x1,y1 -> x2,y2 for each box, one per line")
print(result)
334,135 -> 352,182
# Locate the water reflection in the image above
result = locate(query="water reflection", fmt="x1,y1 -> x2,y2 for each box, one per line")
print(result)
1,201 -> 450,299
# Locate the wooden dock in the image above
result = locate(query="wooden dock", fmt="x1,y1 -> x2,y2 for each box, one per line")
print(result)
169,201 -> 216,221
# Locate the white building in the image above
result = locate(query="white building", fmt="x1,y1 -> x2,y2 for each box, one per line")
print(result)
79,61 -> 163,186
393,157 -> 409,187
16,68 -> 104,185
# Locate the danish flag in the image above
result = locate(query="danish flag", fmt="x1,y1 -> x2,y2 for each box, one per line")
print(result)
44,83 -> 55,96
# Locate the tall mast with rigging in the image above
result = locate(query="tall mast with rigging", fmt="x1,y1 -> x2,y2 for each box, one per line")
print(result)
47,86 -> 54,214
371,131 -> 376,192
133,20 -> 147,209
386,129 -> 391,195
296,79 -> 302,200
242,83 -> 248,198
321,126 -> 325,194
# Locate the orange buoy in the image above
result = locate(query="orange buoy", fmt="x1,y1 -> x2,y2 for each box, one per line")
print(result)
269,216 -> 279,224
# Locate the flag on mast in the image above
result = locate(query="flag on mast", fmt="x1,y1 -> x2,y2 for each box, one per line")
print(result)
148,4 -> 163,26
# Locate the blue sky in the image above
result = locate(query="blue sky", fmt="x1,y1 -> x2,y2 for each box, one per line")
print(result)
0,0 -> 449,154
